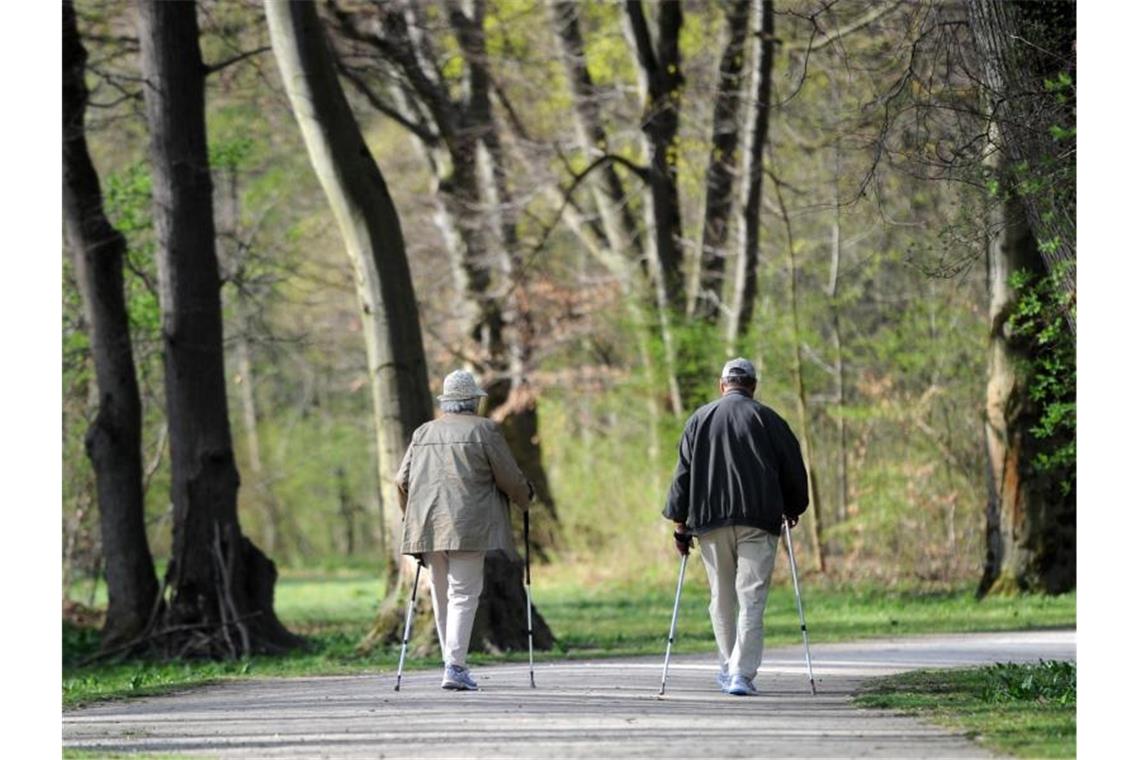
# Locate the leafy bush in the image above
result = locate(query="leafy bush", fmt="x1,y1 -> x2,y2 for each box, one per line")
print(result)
981,660 -> 1075,706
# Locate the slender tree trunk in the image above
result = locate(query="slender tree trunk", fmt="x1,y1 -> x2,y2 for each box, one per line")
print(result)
217,167 -> 284,557
828,144 -> 848,527
266,0 -> 434,586
137,0 -> 300,656
624,0 -> 686,415
63,0 -> 159,650
693,0 -> 752,323
726,0 -> 774,353
549,0 -> 643,263
774,183 -> 825,572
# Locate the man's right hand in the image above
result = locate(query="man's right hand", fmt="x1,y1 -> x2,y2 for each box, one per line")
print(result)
783,514 -> 799,529
673,530 -> 692,556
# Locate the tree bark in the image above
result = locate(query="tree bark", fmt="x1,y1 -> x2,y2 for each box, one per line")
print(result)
967,0 -> 1075,332
693,0 -> 752,323
977,166 -> 1075,597
726,0 -> 774,353
63,0 -> 159,651
137,0 -> 300,656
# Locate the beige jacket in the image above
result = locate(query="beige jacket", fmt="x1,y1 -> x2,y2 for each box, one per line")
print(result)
396,413 -> 531,558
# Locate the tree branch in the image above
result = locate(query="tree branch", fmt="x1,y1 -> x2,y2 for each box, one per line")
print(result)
205,45 -> 272,76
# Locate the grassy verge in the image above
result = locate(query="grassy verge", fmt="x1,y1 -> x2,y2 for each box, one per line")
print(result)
64,566 -> 1074,708
854,660 -> 1075,758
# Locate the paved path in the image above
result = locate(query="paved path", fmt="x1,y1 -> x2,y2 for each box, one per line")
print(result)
64,630 -> 1074,758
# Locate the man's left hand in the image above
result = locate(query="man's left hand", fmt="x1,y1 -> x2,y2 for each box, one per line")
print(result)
673,530 -> 692,556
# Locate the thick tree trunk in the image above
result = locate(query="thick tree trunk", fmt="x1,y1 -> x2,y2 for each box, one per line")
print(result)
693,0 -> 752,323
137,0 -> 300,656
967,0 -> 1075,332
977,177 -> 1075,597
266,0 -> 434,589
726,0 -> 774,353
63,0 -> 159,651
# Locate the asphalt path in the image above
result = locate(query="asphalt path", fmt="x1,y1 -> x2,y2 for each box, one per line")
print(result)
63,629 -> 1074,758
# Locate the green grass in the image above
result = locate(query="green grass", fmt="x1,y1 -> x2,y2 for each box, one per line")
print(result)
64,564 -> 1074,708
855,661 -> 1076,758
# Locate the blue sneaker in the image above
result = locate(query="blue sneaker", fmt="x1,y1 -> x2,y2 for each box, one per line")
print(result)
716,671 -> 731,692
727,674 -> 759,696
442,664 -> 479,691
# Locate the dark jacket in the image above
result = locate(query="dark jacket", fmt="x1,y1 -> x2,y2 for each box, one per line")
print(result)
663,389 -> 809,536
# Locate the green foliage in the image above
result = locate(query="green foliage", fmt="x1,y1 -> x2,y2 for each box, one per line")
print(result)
981,660 -> 1075,706
1007,267 -> 1076,494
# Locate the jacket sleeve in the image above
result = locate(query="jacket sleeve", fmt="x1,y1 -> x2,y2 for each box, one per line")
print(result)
771,413 -> 809,519
395,439 -> 414,515
663,417 -> 696,525
485,424 -> 532,508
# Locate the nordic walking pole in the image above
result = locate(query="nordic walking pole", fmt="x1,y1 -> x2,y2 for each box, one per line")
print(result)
394,558 -> 423,692
782,517 -> 817,695
659,535 -> 690,697
524,509 -> 536,688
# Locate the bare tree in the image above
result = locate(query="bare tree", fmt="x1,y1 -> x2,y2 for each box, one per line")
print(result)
63,0 -> 159,651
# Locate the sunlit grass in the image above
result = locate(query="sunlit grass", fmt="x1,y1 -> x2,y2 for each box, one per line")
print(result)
64,564 -> 1074,708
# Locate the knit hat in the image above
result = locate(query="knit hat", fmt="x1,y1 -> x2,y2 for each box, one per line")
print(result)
437,369 -> 489,402
721,357 -> 757,381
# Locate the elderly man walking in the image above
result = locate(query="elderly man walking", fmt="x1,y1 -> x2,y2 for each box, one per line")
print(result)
664,358 -> 809,696
396,369 -> 533,691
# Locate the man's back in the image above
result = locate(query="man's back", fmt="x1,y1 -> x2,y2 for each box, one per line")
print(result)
664,390 -> 808,536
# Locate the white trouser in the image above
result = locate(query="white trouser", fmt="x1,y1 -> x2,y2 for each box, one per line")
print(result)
423,550 -> 486,668
697,525 -> 780,681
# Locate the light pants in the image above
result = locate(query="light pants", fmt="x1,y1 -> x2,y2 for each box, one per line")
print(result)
423,550 -> 485,668
697,525 -> 780,681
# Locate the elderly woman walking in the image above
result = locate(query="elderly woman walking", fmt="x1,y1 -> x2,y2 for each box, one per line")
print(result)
395,369 -> 533,691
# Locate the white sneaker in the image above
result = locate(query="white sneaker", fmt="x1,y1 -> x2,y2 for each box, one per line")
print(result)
441,664 -> 478,691
727,674 -> 759,696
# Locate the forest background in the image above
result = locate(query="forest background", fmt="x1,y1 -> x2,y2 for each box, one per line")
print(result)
5,0 -> 1132,749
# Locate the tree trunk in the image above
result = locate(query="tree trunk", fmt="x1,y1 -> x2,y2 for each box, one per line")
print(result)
624,0 -> 686,415
693,0 -> 752,323
549,0 -> 643,262
774,182 -> 825,573
137,0 -> 300,656
828,143 -> 848,527
267,0 -> 551,652
967,0 -> 1075,332
63,0 -> 159,651
217,166 -> 284,557
726,0 -> 774,353
265,0 -> 434,588
977,172 -> 1075,597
